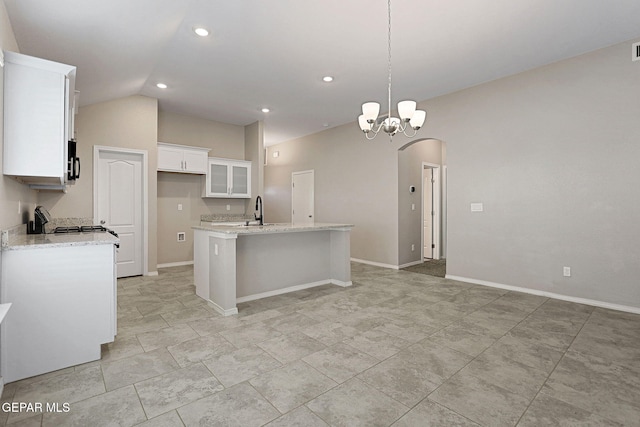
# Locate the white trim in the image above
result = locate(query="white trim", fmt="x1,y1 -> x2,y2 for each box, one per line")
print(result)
421,162 -> 441,261
236,279 -> 349,304
93,145 -> 149,276
351,257 -> 400,270
157,261 -> 194,269
331,279 -> 353,287
0,377 -> 3,400
399,260 -> 423,269
291,169 -> 314,224
446,275 -> 640,315
206,300 -> 238,317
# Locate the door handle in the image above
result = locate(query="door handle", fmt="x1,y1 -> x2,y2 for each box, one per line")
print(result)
100,220 -> 106,225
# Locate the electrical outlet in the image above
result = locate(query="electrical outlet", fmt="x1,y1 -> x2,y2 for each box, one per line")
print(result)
411,244 -> 415,251
411,203 -> 415,211
177,203 -> 183,211
226,204 -> 231,211
563,266 -> 571,277
177,232 -> 186,242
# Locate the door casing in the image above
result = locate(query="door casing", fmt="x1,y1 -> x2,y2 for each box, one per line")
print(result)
93,145 -> 149,276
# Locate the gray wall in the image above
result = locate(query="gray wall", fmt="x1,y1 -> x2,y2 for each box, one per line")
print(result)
426,39 -> 640,308
265,39 -> 640,310
265,124 -> 401,266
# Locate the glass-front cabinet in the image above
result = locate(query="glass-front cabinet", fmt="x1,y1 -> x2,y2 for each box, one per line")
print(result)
203,158 -> 251,198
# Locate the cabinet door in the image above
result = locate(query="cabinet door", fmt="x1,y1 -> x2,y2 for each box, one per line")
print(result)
157,146 -> 185,172
208,162 -> 229,196
230,163 -> 251,198
183,149 -> 208,174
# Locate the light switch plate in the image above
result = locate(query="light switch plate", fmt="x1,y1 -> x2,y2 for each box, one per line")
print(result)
470,202 -> 484,212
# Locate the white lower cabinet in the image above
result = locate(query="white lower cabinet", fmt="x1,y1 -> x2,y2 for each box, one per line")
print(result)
0,244 -> 116,383
203,158 -> 251,198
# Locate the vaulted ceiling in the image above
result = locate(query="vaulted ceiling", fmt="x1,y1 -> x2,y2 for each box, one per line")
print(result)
5,0 -> 640,145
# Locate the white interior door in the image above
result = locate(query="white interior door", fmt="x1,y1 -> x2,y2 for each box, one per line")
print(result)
423,170 -> 433,259
292,170 -> 314,225
96,149 -> 143,277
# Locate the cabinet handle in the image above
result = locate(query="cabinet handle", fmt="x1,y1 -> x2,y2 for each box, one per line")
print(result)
184,161 -> 187,170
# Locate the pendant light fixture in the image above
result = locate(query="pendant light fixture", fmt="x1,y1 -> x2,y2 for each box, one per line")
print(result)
358,0 -> 426,140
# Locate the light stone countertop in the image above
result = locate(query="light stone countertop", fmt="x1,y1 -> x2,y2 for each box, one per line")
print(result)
2,232 -> 119,251
192,222 -> 354,235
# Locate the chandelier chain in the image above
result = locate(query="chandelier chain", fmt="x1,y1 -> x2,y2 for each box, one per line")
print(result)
387,0 -> 392,124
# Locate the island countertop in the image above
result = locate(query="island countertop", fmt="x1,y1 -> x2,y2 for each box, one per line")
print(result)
192,222 -> 354,235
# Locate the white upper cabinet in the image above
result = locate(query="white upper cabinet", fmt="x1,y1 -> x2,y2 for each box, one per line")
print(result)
157,142 -> 210,174
203,158 -> 251,198
3,51 -> 76,190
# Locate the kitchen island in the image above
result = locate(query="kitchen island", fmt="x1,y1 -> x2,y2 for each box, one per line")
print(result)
192,223 -> 354,316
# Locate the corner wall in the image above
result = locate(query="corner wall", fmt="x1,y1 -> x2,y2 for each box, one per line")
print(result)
425,39 -> 640,310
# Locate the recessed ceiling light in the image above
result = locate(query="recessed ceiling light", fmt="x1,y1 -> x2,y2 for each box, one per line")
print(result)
261,108 -> 270,113
156,83 -> 168,89
322,76 -> 334,82
193,27 -> 209,37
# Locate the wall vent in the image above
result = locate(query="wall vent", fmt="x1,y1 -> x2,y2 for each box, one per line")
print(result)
633,42 -> 640,62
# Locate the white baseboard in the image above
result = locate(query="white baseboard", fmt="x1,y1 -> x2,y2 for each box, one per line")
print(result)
157,261 -> 194,269
145,271 -> 158,277
398,260 -> 424,269
351,258 -> 399,270
446,274 -> 640,315
236,279 -> 351,304
0,377 -> 4,399
206,300 -> 238,317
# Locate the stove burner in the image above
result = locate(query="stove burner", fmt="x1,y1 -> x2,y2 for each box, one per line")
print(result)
53,225 -> 110,234
53,226 -> 81,233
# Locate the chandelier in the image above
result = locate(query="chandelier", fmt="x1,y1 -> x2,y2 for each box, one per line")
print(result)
358,0 -> 426,140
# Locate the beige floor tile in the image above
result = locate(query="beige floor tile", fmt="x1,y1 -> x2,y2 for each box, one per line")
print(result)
135,410 -> 185,427
42,385 -> 146,427
518,394 -> 623,427
257,331 -> 326,364
166,333 -> 237,367
264,406 -> 329,427
136,323 -> 199,352
343,329 -> 411,360
177,383 -> 280,427
391,399 -> 480,427
429,371 -> 531,427
100,334 -> 145,362
135,363 -> 223,419
306,377 -> 409,427
203,345 -> 281,387
101,348 -> 179,391
218,321 -> 283,348
302,342 -> 379,383
249,360 -> 337,413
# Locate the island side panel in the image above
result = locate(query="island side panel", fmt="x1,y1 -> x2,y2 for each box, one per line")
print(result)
208,235 -> 238,316
235,231 -> 331,300
193,229 -> 210,300
330,228 -> 352,286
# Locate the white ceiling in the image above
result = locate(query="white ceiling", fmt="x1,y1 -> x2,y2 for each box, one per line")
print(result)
4,0 -> 640,145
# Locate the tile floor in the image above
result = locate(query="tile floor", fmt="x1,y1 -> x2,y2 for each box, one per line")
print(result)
1,263 -> 639,426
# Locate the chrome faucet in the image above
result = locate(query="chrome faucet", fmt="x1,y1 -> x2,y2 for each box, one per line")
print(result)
254,195 -> 263,225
